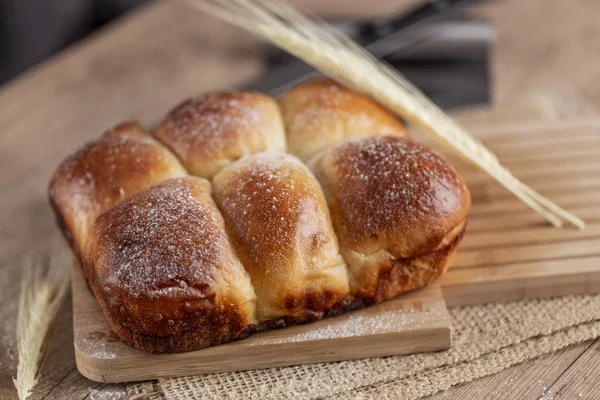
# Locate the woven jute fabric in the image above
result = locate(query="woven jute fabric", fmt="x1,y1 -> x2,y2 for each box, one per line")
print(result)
126,294 -> 600,400
126,98 -> 599,399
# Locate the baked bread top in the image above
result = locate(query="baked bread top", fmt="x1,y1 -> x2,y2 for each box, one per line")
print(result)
155,91 -> 286,179
49,122 -> 187,252
213,152 -> 349,321
278,78 -> 409,161
310,136 -> 470,260
309,136 -> 470,299
49,77 -> 470,353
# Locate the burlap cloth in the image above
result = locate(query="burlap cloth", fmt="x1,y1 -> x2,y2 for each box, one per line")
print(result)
126,97 -> 600,400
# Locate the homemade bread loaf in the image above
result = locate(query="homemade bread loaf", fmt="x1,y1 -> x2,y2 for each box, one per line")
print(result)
83,177 -> 257,352
155,91 -> 286,179
212,153 -> 349,322
49,122 -> 187,253
309,136 -> 470,301
278,77 -> 409,161
49,79 -> 469,353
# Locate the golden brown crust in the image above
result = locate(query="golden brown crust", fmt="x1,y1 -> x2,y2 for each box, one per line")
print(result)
49,84 -> 471,354
76,223 -> 463,353
312,136 -> 470,258
212,153 -> 349,321
278,77 -> 409,161
102,120 -> 146,139
83,177 -> 257,352
155,92 -> 286,179
365,222 -> 465,302
310,136 -> 470,298
48,122 -> 187,252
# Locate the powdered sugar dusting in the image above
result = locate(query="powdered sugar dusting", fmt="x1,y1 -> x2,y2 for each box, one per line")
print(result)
77,330 -> 117,359
280,78 -> 407,160
278,310 -> 412,343
94,177 -> 246,300
287,82 -> 353,135
87,385 -> 127,400
213,152 -> 348,318
157,92 -> 270,160
214,153 -> 326,269
254,305 -> 447,345
50,130 -> 185,245
326,136 -> 469,255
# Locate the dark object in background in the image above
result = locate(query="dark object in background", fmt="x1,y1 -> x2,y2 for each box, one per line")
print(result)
248,1 -> 493,110
0,0 -> 149,84
1,0 -> 492,111
386,17 -> 493,109
256,18 -> 493,110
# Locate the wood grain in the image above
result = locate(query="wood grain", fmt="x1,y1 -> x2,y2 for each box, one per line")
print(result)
426,342 -> 594,400
2,0 -> 600,398
439,123 -> 600,307
72,265 -> 451,383
539,338 -> 600,399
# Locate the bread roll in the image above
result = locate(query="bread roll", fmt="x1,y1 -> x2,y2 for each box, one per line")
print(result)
278,77 -> 409,161
49,83 -> 471,354
49,122 -> 187,252
310,136 -> 470,301
212,153 -> 349,322
155,92 -> 286,179
84,176 -> 257,353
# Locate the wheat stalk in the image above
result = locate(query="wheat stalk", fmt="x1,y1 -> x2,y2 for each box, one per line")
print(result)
179,0 -> 585,229
13,253 -> 70,400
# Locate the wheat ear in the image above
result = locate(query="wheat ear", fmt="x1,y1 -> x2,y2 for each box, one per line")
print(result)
13,254 -> 70,400
179,0 -> 584,229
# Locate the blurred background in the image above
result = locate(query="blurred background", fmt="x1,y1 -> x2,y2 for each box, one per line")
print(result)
0,0 -> 148,84
2,0 -> 599,114
2,2 -> 600,398
0,0 -> 493,110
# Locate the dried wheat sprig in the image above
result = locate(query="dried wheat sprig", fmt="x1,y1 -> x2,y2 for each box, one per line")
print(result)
13,254 -> 70,400
179,0 -> 584,229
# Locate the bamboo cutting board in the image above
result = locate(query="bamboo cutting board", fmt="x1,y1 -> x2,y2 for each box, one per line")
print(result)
73,121 -> 600,383
437,121 -> 600,306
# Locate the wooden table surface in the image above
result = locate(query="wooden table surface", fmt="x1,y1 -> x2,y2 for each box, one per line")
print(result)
1,0 -> 599,399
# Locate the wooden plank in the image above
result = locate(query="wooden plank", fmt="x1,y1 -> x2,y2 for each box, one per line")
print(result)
429,123 -> 600,157
461,222 -> 600,250
441,256 -> 600,307
439,121 -> 600,307
466,204 -> 600,232
453,238 -> 600,269
426,342 -> 593,400
484,136 -> 600,155
483,130 -> 600,148
540,338 -> 600,399
71,264 -> 451,383
467,121 -> 600,141
468,175 -> 600,202
468,188 -> 600,216
456,159 -> 600,184
441,137 -> 600,163
495,148 -> 600,163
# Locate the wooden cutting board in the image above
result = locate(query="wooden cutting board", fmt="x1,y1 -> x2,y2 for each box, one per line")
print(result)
73,121 -> 600,383
72,264 -> 451,382
436,121 -> 600,306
